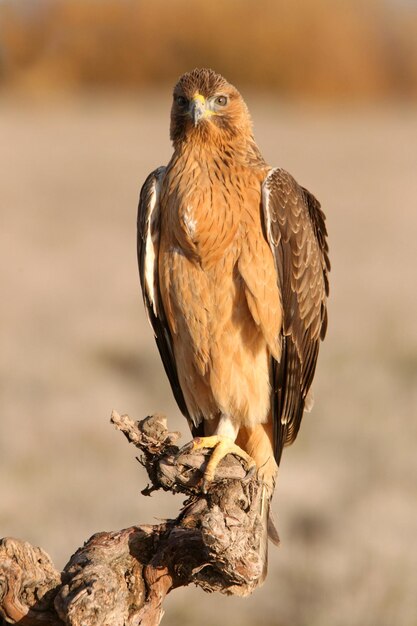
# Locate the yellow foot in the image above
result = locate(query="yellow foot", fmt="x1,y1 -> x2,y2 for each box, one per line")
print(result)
180,435 -> 256,492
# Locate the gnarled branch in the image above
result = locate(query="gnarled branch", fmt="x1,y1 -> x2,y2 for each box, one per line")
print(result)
0,412 -> 273,626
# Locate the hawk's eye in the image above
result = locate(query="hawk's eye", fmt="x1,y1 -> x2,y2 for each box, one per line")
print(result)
176,95 -> 188,107
215,95 -> 228,106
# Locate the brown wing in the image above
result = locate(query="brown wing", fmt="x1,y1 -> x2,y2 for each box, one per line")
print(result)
261,168 -> 330,464
137,167 -> 202,434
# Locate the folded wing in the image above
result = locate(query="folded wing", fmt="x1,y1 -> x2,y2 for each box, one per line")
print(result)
262,168 -> 330,464
137,167 -> 200,433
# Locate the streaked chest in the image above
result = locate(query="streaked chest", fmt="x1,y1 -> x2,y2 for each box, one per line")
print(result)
161,151 -> 263,265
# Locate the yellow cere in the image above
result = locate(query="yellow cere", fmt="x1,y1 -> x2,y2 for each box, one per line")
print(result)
192,92 -> 206,104
192,92 -> 217,117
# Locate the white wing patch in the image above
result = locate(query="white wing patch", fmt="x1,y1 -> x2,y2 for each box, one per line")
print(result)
262,169 -> 279,247
144,175 -> 162,316
182,204 -> 197,239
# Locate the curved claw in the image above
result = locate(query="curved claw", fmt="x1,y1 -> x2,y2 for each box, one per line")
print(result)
240,463 -> 257,484
177,435 -> 256,492
177,439 -> 196,457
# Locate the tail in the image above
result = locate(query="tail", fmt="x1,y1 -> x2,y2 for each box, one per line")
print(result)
235,423 -> 279,583
258,483 -> 280,584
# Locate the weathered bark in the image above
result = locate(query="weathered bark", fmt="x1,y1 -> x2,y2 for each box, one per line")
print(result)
0,412 -> 273,626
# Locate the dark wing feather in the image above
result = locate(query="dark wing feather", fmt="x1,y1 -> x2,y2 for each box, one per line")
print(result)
137,168 -> 202,434
262,168 -> 330,464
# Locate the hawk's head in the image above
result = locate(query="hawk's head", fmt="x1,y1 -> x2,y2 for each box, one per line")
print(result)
170,68 -> 253,147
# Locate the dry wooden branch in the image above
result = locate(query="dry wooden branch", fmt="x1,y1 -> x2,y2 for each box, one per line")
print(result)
0,412 -> 272,626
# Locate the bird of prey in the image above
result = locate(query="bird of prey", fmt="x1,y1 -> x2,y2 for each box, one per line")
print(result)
137,68 -> 329,506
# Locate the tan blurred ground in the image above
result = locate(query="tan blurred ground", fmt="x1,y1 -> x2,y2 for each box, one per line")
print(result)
1,94 -> 416,625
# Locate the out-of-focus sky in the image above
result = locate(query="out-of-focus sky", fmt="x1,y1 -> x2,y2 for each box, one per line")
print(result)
1,0 -> 417,101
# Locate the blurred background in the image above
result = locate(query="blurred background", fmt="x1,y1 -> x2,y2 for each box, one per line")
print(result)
1,1 -> 417,625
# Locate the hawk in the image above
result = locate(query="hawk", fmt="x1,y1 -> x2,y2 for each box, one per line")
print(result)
137,68 -> 329,513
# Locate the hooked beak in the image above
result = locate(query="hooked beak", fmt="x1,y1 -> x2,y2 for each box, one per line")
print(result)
190,94 -> 207,126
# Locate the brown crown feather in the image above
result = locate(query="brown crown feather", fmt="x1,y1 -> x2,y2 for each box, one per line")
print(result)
173,68 -> 230,100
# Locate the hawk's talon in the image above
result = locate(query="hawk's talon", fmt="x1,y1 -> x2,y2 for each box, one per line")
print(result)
241,464 -> 257,484
177,440 -> 195,456
201,477 -> 212,494
177,435 -> 256,491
